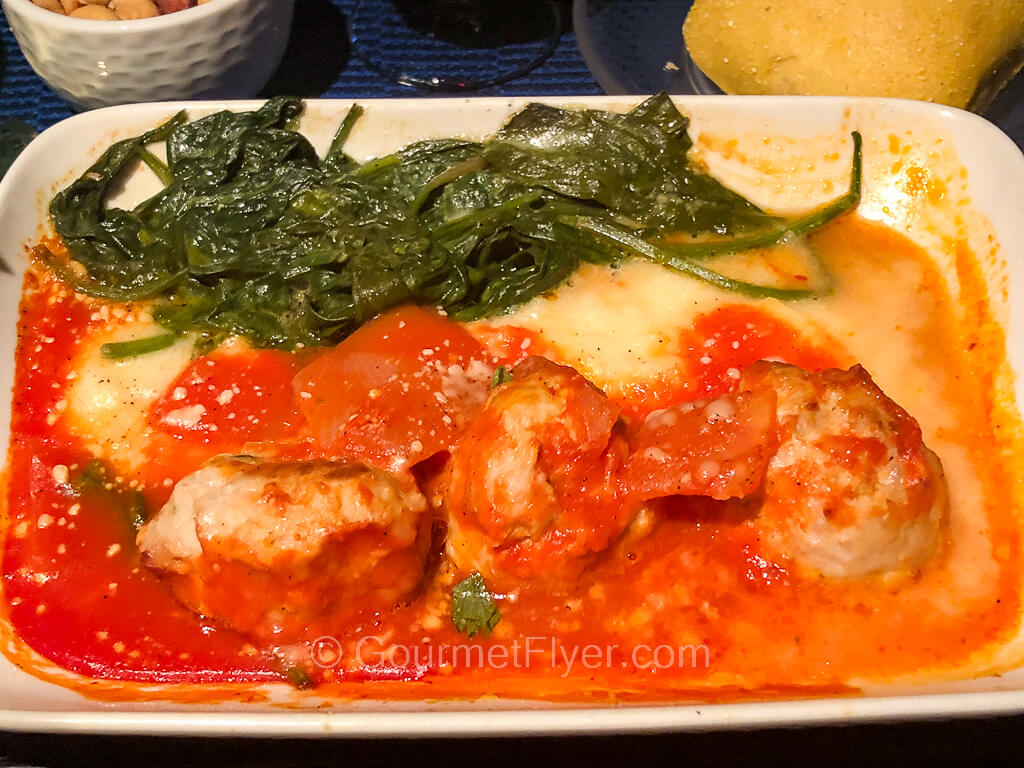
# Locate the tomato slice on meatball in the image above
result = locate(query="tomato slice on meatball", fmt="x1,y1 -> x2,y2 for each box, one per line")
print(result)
292,305 -> 494,471
625,387 -> 778,502
145,341 -> 307,483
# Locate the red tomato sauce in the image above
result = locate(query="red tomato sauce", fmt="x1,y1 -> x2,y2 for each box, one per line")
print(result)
2,217 -> 1023,701
680,305 -> 840,398
2,276 -> 278,683
471,324 -> 550,368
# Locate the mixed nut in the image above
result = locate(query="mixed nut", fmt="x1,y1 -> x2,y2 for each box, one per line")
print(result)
30,0 -> 212,19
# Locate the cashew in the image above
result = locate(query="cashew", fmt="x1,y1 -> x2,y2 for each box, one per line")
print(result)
69,4 -> 118,18
31,0 -> 66,12
78,0 -> 112,5
111,0 -> 160,18
58,0 -> 80,13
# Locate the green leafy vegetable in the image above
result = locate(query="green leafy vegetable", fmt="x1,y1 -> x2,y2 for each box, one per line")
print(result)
571,130 -> 861,299
324,104 -> 365,174
483,97 -> 779,235
652,131 -> 863,259
574,218 -> 832,301
451,572 -> 501,638
43,95 -> 864,351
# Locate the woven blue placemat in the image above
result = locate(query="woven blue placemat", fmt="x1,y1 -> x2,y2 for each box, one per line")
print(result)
3,0 -> 1022,147
0,0 -> 602,132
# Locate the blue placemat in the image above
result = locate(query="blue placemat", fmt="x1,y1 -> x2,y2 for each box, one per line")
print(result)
2,0 -> 1022,144
0,0 -> 602,133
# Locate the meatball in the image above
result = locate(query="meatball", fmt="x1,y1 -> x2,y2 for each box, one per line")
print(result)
444,356 -> 631,587
137,455 -> 430,643
742,361 -> 948,580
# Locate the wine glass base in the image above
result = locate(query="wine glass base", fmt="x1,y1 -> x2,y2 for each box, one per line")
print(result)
350,0 -> 562,91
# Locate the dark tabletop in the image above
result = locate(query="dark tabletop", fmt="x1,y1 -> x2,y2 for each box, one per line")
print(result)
4,715 -> 1024,767
2,0 -> 1024,764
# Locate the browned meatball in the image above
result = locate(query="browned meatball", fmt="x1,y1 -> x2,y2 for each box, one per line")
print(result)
743,361 -> 949,580
137,455 -> 430,643
444,357 -> 631,588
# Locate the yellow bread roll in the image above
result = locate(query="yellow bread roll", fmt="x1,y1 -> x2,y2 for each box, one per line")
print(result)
683,0 -> 1024,108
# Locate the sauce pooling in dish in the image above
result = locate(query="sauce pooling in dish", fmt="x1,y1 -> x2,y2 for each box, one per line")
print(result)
4,216 -> 1021,700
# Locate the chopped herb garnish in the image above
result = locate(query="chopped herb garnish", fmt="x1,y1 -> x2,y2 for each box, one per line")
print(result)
284,665 -> 315,690
491,365 -> 511,388
72,459 -> 149,530
72,459 -> 109,494
451,572 -> 501,638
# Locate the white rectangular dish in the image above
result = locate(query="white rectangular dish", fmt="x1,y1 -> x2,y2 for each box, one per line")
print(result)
2,96 -> 1024,736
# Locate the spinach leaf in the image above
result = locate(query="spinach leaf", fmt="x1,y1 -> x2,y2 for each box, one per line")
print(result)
484,93 -> 778,235
71,459 -> 149,531
166,96 -> 310,187
44,95 -> 862,351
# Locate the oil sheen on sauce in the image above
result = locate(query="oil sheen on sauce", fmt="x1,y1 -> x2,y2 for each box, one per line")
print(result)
1,216 -> 1021,702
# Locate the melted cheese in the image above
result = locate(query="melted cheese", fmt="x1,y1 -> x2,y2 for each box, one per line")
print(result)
479,221 -> 1019,683
8,217 -> 1018,691
65,319 -> 194,475
483,261 -> 710,393
482,260 -> 838,399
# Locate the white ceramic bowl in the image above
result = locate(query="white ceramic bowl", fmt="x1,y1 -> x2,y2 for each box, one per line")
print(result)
1,0 -> 295,109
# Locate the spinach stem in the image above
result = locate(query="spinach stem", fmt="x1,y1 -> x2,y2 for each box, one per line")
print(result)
35,245 -> 186,301
100,332 -> 179,360
325,104 -> 364,162
135,146 -> 173,187
411,156 -> 486,216
656,131 -> 862,259
574,216 -> 827,301
354,154 -> 402,178
432,190 -> 542,241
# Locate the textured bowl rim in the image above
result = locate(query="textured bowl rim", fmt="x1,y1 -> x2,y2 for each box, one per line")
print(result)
2,0 -> 250,32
